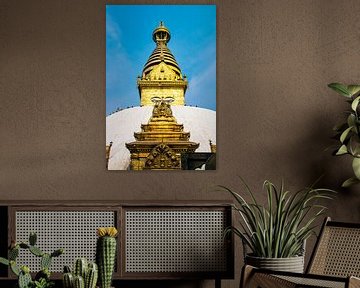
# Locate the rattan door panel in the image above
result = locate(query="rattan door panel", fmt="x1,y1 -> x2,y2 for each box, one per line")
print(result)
122,207 -> 232,279
11,208 -> 117,274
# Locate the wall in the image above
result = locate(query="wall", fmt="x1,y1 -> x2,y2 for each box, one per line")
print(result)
1,0 -> 360,287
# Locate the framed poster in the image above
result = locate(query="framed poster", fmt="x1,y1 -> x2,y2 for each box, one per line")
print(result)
106,5 -> 216,170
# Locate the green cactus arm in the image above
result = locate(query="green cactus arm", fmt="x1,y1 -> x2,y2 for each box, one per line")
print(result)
85,262 -> 98,288
62,272 -> 74,288
73,275 -> 85,288
50,248 -> 64,257
18,271 -> 32,288
41,254 -> 52,270
19,242 -> 30,249
10,260 -> 20,276
29,232 -> 37,246
29,246 -> 44,257
8,247 -> 19,260
0,257 -> 9,266
74,258 -> 88,279
63,265 -> 72,273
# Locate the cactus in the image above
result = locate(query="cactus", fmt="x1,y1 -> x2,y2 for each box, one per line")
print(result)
96,227 -> 118,288
74,275 -> 85,288
0,232 -> 63,288
63,272 -> 74,288
85,262 -> 98,288
63,259 -> 98,288
74,258 -> 88,279
9,246 -> 19,260
41,253 -> 52,270
29,245 -> 44,257
18,269 -> 32,288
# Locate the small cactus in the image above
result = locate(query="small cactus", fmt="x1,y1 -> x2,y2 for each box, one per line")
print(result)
0,232 -> 63,288
18,269 -> 32,288
63,259 -> 98,288
96,227 -> 118,288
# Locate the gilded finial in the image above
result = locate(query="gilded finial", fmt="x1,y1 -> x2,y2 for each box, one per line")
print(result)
152,21 -> 171,45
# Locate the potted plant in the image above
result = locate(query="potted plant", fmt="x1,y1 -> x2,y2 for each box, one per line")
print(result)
0,232 -> 63,288
328,83 -> 360,187
221,179 -> 334,273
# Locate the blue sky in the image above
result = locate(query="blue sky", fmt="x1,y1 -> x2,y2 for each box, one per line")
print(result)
106,5 -> 216,115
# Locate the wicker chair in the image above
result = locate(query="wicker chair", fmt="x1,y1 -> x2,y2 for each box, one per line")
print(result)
241,217 -> 360,288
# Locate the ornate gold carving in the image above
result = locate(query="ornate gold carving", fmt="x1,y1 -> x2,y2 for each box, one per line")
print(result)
144,144 -> 180,169
126,100 -> 199,170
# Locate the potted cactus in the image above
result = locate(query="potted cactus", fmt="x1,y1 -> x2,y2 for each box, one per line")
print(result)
62,258 -> 98,288
96,227 -> 118,288
0,232 -> 63,288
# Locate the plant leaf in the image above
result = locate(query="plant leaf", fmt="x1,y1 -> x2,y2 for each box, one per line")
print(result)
351,96 -> 360,111
352,157 -> 360,179
336,145 -> 348,155
342,177 -> 360,188
328,83 -> 351,97
0,257 -> 9,266
340,126 -> 353,143
347,85 -> 360,97
347,114 -> 356,129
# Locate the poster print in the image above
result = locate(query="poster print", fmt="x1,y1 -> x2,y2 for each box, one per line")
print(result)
106,5 -> 216,170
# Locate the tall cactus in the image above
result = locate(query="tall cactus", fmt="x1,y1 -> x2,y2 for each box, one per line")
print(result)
96,227 -> 118,288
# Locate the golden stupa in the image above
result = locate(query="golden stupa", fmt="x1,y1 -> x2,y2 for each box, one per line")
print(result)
126,22 -> 199,170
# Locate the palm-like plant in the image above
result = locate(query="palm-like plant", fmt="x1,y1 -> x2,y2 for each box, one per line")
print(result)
221,179 -> 334,258
328,83 -> 360,187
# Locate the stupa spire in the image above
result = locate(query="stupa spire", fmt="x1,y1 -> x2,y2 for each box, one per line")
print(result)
137,21 -> 188,106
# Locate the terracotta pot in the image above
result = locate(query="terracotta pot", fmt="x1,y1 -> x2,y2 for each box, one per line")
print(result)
245,254 -> 304,273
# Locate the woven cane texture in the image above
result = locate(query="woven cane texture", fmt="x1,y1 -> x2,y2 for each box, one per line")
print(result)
248,273 -> 296,288
125,210 -> 227,272
277,275 -> 345,288
309,226 -> 360,277
15,211 -> 115,272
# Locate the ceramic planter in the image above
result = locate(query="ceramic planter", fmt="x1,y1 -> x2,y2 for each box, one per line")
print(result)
245,254 -> 304,273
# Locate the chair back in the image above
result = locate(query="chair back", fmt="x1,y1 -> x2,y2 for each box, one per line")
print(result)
307,217 -> 360,277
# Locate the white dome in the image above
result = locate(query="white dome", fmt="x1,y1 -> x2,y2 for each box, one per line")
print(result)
106,106 -> 216,170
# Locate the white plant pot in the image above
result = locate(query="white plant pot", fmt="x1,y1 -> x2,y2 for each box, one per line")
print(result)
245,254 -> 305,273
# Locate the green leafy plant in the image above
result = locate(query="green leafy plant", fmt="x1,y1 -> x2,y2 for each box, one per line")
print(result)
328,82 -> 360,187
221,179 -> 334,258
0,232 -> 63,288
